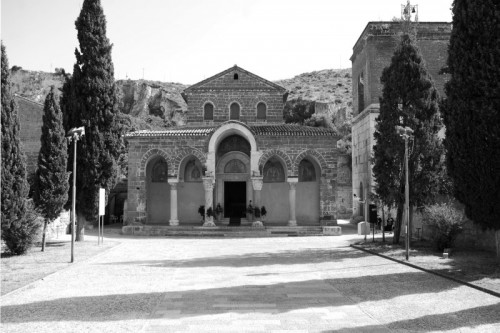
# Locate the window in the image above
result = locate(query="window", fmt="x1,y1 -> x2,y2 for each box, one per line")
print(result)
204,102 -> 214,120
234,73 -> 239,80
263,158 -> 285,183
230,102 -> 240,120
358,72 -> 365,113
257,102 -> 267,120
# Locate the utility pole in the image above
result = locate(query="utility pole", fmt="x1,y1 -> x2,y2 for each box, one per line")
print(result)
67,127 -> 85,263
396,125 -> 413,260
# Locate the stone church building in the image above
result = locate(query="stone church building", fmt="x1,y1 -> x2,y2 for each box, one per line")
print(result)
124,65 -> 351,227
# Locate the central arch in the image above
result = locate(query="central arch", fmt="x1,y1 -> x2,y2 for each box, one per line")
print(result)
207,121 -> 258,176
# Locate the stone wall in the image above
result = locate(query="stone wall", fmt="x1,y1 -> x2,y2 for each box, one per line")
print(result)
16,96 -> 43,174
351,22 -> 451,116
185,90 -> 284,124
125,131 -> 349,225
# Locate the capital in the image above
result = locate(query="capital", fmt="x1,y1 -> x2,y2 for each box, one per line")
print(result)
287,177 -> 298,190
251,177 -> 263,191
168,178 -> 179,189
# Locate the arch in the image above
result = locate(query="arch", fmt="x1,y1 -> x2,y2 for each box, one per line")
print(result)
229,101 -> 241,120
298,159 -> 317,182
146,154 -> 170,224
292,149 -> 328,176
203,101 -> 215,120
140,148 -> 172,177
208,121 -> 257,153
256,101 -> 267,120
258,150 -> 292,176
174,148 -> 206,177
263,157 -> 286,182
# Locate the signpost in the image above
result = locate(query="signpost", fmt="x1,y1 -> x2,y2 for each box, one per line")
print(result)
98,188 -> 105,245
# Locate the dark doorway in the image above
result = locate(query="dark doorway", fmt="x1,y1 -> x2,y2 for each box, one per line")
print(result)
224,181 -> 246,220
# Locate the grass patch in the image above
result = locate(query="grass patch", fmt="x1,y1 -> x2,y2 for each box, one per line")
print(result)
1,235 -> 119,295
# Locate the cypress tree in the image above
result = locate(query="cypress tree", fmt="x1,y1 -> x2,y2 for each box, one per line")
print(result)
61,0 -> 123,240
1,42 -> 40,254
443,0 -> 500,253
373,32 -> 445,244
34,87 -> 70,251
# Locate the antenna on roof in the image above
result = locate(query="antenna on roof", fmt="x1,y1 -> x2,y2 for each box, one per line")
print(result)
401,1 -> 418,22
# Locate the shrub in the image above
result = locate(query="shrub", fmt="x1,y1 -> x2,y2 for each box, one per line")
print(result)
350,215 -> 365,225
198,205 -> 205,217
422,203 -> 466,251
2,200 -> 41,255
261,206 -> 267,217
254,207 -> 261,218
206,207 -> 213,218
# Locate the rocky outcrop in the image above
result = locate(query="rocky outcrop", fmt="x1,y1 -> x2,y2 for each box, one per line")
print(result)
116,80 -> 188,126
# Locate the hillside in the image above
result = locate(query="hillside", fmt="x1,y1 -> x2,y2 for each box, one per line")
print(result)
10,67 -> 353,130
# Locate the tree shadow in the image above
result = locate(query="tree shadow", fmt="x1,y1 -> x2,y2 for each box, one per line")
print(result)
322,303 -> 500,332
1,271 -> 470,323
98,247 -> 369,268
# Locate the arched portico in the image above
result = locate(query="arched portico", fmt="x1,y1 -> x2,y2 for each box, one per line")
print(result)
206,121 -> 260,176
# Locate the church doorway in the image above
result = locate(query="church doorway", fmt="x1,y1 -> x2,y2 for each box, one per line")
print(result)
224,181 -> 246,219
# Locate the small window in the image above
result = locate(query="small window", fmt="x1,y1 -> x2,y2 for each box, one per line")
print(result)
204,103 -> 214,120
233,73 -> 239,80
230,102 -> 240,120
257,102 -> 267,120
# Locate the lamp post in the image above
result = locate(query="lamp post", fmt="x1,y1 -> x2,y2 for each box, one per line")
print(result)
396,125 -> 413,261
67,127 -> 85,263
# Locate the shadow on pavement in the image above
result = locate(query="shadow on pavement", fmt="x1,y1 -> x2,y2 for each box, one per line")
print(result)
1,271 -> 479,324
322,303 -> 500,332
98,246 -> 368,268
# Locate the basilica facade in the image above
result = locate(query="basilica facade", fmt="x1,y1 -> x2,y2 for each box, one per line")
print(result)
124,65 -> 351,227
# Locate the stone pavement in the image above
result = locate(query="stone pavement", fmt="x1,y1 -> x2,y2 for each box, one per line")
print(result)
1,227 -> 499,332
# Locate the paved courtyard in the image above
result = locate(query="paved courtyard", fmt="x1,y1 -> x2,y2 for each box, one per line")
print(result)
1,230 -> 499,332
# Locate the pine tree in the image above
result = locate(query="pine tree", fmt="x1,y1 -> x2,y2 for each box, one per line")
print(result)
373,32 -> 445,244
60,0 -> 123,241
443,0 -> 500,255
1,42 -> 40,254
33,87 -> 70,251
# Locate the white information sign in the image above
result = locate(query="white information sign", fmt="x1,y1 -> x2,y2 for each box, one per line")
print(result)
99,188 -> 105,216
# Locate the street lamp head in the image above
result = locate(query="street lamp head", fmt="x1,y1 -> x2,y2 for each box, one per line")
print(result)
67,127 -> 85,140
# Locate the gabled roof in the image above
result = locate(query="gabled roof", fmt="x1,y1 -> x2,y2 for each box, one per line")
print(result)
125,123 -> 337,138
183,65 -> 287,93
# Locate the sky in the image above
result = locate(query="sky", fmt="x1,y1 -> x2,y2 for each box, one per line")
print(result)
1,0 -> 452,84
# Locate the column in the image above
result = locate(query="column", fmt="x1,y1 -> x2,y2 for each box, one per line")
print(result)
251,177 -> 263,227
202,176 -> 216,227
287,178 -> 298,226
168,179 -> 179,226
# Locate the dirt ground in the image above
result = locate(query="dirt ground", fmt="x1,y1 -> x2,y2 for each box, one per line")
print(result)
355,235 -> 500,295
1,234 -> 118,295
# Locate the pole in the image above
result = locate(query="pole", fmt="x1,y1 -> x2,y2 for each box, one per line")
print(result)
405,135 -> 410,261
98,215 -> 100,245
71,135 -> 77,263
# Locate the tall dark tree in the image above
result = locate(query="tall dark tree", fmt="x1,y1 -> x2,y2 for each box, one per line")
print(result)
373,32 -> 445,244
443,0 -> 500,255
1,42 -> 40,254
34,87 -> 70,251
61,0 -> 123,241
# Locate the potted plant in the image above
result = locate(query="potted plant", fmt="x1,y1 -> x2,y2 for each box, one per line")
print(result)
252,206 -> 264,228
261,206 -> 267,222
247,201 -> 254,222
206,207 -> 214,219
202,205 -> 217,227
198,205 -> 205,223
215,203 -> 223,222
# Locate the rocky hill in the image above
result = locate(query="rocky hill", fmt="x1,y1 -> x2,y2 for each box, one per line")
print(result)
10,67 -> 353,130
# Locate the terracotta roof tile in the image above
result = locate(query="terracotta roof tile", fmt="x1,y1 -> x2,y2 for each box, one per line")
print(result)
125,123 -> 337,138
